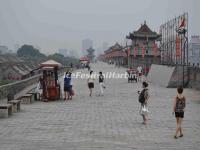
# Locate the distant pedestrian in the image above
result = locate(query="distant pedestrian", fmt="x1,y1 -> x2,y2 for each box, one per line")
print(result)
173,86 -> 186,139
68,72 -> 74,100
138,82 -> 149,125
35,77 -> 43,100
88,71 -> 95,97
70,63 -> 73,69
86,63 -> 91,71
64,72 -> 72,100
137,66 -> 143,82
99,72 -> 105,96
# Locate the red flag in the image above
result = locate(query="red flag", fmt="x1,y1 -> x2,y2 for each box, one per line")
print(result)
179,18 -> 186,29
134,47 -> 138,58
142,46 -> 145,58
153,42 -> 158,57
176,35 -> 181,58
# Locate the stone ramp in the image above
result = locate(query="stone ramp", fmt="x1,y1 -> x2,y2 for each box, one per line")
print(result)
147,64 -> 175,87
0,84 -> 37,104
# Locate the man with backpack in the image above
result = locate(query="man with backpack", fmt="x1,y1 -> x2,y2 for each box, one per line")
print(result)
138,82 -> 149,125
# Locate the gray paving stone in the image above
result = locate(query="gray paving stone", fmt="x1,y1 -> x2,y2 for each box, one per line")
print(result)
0,62 -> 200,150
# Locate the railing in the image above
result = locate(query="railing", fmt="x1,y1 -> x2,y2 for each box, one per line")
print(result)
0,74 -> 42,100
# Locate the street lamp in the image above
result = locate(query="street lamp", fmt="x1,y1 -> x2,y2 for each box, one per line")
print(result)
176,28 -> 188,87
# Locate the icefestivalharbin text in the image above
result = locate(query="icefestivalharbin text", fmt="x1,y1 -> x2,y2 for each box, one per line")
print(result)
66,72 -> 130,79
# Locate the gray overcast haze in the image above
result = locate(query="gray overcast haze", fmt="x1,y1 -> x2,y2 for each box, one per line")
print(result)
0,0 -> 199,54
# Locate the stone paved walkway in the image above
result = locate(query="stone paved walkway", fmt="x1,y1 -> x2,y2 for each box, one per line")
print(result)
0,62 -> 200,150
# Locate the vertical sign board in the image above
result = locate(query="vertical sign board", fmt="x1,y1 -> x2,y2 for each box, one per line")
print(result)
160,13 -> 188,65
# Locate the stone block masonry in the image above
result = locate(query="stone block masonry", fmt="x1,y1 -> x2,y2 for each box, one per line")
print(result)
0,74 -> 42,100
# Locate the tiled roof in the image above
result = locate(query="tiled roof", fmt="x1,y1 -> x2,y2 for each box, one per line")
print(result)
104,43 -> 122,54
127,21 -> 160,39
41,60 -> 62,67
79,56 -> 90,61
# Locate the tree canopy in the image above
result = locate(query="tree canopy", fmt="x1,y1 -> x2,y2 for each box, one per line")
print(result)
17,44 -> 79,67
17,45 -> 46,60
48,53 -> 79,67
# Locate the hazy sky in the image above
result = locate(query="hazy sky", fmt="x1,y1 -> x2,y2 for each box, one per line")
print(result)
0,0 -> 199,54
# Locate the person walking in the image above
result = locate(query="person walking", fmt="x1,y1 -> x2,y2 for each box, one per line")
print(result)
173,86 -> 186,139
99,72 -> 105,96
138,82 -> 149,125
35,77 -> 43,100
64,72 -> 72,100
68,72 -> 73,100
87,71 -> 95,97
137,66 -> 143,82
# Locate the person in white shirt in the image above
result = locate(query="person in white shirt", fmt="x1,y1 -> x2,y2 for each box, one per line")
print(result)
137,66 -> 143,82
87,71 -> 95,97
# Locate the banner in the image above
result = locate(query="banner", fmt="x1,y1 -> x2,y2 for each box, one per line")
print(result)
179,17 -> 186,29
176,35 -> 181,58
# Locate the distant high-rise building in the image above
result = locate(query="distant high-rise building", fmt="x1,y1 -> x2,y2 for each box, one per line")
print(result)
189,35 -> 200,65
82,39 -> 93,55
58,49 -> 69,57
69,49 -> 79,58
58,49 -> 79,58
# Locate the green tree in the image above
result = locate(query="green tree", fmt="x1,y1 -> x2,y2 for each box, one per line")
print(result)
48,53 -> 79,67
17,45 -> 47,62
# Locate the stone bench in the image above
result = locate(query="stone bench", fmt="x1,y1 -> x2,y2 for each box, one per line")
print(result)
27,92 -> 41,101
8,100 -> 21,113
19,93 -> 34,104
0,104 -> 12,118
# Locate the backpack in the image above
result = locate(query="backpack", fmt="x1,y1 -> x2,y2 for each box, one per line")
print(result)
138,89 -> 147,104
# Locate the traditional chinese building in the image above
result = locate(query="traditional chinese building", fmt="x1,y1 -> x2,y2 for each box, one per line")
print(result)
126,21 -> 161,74
99,43 -> 127,66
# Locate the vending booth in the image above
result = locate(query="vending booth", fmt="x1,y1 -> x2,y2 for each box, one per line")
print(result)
40,60 -> 62,101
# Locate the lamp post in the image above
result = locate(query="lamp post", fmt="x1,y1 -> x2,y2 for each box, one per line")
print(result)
176,28 -> 188,87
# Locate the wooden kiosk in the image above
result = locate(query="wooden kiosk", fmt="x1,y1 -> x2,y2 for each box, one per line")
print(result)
40,60 -> 62,101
